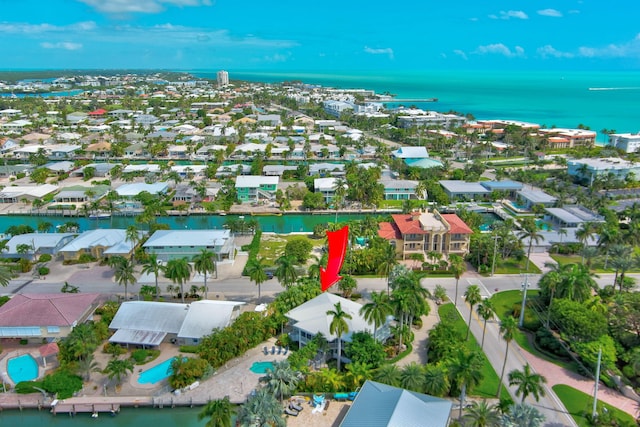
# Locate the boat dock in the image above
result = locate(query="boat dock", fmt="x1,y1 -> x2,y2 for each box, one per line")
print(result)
51,401 -> 120,416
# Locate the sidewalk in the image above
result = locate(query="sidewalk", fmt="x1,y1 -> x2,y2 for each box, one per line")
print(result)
397,299 -> 439,367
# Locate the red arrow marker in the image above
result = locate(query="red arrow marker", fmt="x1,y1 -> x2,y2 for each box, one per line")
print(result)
320,226 -> 349,292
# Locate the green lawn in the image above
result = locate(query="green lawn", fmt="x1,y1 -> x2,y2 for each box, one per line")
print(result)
489,259 -> 542,275
257,234 -> 323,266
438,303 -> 509,399
550,253 -> 640,274
553,384 -> 636,427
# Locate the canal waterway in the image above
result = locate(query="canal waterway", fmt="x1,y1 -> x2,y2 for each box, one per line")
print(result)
0,213 -> 376,234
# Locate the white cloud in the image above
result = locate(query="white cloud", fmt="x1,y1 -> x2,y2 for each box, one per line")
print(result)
577,33 -> 640,58
537,45 -> 574,58
41,42 -> 83,50
364,46 -> 394,59
453,49 -> 468,60
490,10 -> 528,20
474,43 -> 525,57
78,0 -> 211,14
538,9 -> 563,18
0,21 -> 96,34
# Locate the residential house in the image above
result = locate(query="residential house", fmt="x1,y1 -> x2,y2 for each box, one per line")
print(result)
544,206 -> 605,229
516,188 -> 557,209
539,128 -> 596,149
1,233 -> 76,260
609,132 -> 640,153
340,380 -> 452,427
115,182 -> 168,198
567,157 -> 640,185
0,293 -> 101,342
379,179 -> 422,200
309,162 -> 345,177
314,177 -> 339,203
0,184 -> 58,203
59,229 -> 134,261
286,293 -> 391,353
143,229 -> 234,261
235,175 -> 279,202
392,146 -> 443,169
439,180 -> 490,201
378,210 -> 473,260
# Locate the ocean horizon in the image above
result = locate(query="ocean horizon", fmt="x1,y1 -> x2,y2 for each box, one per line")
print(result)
193,69 -> 640,141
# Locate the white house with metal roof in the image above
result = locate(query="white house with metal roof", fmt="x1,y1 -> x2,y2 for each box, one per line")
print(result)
2,233 -> 76,260
516,188 -> 557,208
439,180 -> 491,201
143,229 -> 235,261
115,182 -> 169,198
286,293 -> 391,356
59,229 -> 133,261
108,300 -> 245,347
0,184 -> 58,203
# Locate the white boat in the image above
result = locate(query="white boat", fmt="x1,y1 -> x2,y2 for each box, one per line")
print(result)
89,213 -> 111,220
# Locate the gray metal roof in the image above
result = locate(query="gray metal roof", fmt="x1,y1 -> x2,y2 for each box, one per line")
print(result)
517,188 -> 557,204
143,229 -> 231,248
340,380 -> 452,427
109,301 -> 187,334
545,208 -> 585,224
109,328 -> 167,346
439,180 -> 490,195
60,229 -> 128,253
178,300 -> 245,339
4,233 -> 75,254
480,180 -> 523,191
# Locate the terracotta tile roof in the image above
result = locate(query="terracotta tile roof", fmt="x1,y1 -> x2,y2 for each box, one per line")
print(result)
39,342 -> 59,357
0,293 -> 101,327
441,214 -> 474,234
378,222 -> 402,240
390,214 -> 426,235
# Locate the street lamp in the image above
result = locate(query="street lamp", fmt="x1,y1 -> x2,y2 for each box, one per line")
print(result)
519,273 -> 529,328
491,235 -> 501,277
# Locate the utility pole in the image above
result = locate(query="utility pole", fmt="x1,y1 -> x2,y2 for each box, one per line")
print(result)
519,273 -> 529,328
592,347 -> 602,419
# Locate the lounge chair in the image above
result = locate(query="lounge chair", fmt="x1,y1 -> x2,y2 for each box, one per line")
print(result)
283,346 -> 289,355
271,346 -> 276,355
263,346 -> 268,355
277,346 -> 282,355
290,402 -> 303,412
284,407 -> 298,416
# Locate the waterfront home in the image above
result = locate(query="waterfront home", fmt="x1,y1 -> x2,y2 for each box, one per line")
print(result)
0,184 -> 58,203
54,185 -> 109,203
340,380 -> 452,427
539,128 -> 596,149
567,157 -> 640,185
59,229 -> 134,261
70,163 -> 117,178
216,164 -> 251,178
609,132 -> 640,153
262,165 -> 298,176
44,161 -> 75,174
392,146 -> 443,169
1,233 -> 76,260
143,229 -> 234,261
49,144 -> 81,159
397,110 -> 466,129
286,293 -> 391,354
314,177 -> 340,204
108,300 -> 245,347
235,175 -> 278,202
439,180 -> 491,201
516,188 -> 557,209
308,162 -> 345,177
115,182 -> 169,198
378,210 -> 473,260
379,178 -> 422,200
544,205 -> 605,229
0,293 -> 101,342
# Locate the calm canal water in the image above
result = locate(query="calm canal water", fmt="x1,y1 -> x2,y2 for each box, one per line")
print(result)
0,407 -> 206,426
0,213 -> 375,234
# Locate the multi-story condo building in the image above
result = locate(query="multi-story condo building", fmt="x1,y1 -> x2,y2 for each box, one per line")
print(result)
216,70 -> 229,87
609,132 -> 640,153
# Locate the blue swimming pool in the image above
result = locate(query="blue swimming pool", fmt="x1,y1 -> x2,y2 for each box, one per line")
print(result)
137,357 -> 176,385
7,354 -> 38,383
250,361 -> 274,374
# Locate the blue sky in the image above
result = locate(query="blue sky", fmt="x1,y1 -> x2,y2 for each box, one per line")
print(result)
1,0 -> 639,71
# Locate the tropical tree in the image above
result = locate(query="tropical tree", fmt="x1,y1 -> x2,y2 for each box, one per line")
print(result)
476,299 -> 495,350
337,274 -> 357,299
359,291 -> 393,341
274,255 -> 297,288
0,264 -> 13,287
165,257 -> 192,303
373,363 -> 401,387
497,316 -> 518,398
501,403 -> 545,427
193,248 -> 216,299
125,225 -> 142,252
345,362 -> 373,390
104,358 -> 134,386
508,364 -> 547,403
140,253 -> 165,301
261,360 -> 300,402
464,285 -> 482,340
449,254 -> 466,307
198,396 -> 235,427
463,400 -> 501,427
538,263 -> 597,303
108,256 -> 136,301
517,217 -> 543,272
376,243 -> 397,295
245,257 -> 267,302
237,388 -> 285,427
575,221 -> 599,264
400,362 -> 425,392
423,363 -> 449,397
327,302 -> 352,371
447,349 -> 484,419
76,353 -> 101,381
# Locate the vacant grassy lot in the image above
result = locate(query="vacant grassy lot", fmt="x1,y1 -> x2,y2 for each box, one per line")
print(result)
258,233 -> 323,266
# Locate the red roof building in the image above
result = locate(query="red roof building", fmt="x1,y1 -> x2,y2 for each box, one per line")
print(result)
378,210 -> 472,260
88,108 -> 107,116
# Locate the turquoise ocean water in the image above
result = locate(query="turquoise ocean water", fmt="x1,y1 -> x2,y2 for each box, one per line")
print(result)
195,69 -> 640,141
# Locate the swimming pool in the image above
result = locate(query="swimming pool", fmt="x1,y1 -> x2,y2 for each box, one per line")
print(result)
137,357 -> 176,385
250,361 -> 274,374
7,354 -> 39,384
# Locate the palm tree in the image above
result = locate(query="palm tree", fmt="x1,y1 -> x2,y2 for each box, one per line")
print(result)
400,362 -> 425,392
501,403 -> 546,427
575,221 -> 598,265
327,302 -> 352,372
193,248 -> 216,299
0,264 -> 13,287
76,353 -> 101,381
517,218 -> 543,272
423,363 -> 449,397
104,358 -> 134,386
373,363 -> 401,387
109,256 -> 136,301
140,253 -> 165,301
274,255 -> 297,288
345,362 -> 372,390
464,285 -> 482,340
125,225 -> 142,252
497,316 -> 518,398
237,388 -> 285,427
447,349 -> 484,419
449,254 -> 466,307
198,396 -> 234,427
463,400 -> 501,427
261,360 -> 300,402
376,243 -> 397,296
508,364 -> 547,403
476,299 -> 495,350
245,257 -> 267,302
609,244 -> 632,290
359,291 -> 393,341
538,263 -> 597,302
165,257 -> 192,303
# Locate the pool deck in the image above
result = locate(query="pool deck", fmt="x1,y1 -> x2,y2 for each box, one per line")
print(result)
0,348 -> 45,387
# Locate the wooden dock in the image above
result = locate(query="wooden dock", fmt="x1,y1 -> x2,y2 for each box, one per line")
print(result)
52,402 -> 120,416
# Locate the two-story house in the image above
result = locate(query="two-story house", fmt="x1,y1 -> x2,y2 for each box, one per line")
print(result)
235,175 -> 279,202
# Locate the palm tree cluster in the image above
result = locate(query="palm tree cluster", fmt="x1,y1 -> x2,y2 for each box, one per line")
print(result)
107,255 -> 136,301
462,400 -> 546,427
